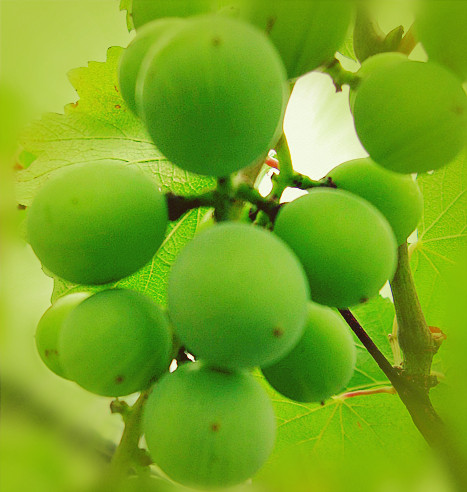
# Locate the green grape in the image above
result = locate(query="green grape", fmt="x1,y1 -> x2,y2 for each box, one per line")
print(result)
416,0 -> 467,82
27,161 -> 168,285
168,223 -> 309,369
353,60 -> 467,174
132,1 -> 352,79
35,292 -> 90,379
137,14 -> 288,177
273,188 -> 397,308
241,0 -> 353,79
132,0 -> 219,29
349,52 -> 409,112
143,362 -> 276,488
327,158 -> 423,245
118,18 -> 184,114
59,289 -> 172,397
262,302 -> 356,402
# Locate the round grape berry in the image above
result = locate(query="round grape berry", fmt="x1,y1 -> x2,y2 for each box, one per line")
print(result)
143,362 -> 276,489
35,292 -> 90,379
353,60 -> 467,174
137,14 -> 288,177
59,289 -> 172,397
327,158 -> 424,245
416,0 -> 467,82
168,223 -> 309,369
118,18 -> 185,114
263,302 -> 356,402
273,188 -> 398,308
27,161 -> 168,285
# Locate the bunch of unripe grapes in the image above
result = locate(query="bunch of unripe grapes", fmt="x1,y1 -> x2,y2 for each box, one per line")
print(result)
27,1 -> 466,489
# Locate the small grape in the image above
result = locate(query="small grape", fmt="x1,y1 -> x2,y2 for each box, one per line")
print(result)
416,0 -> 467,82
327,157 -> 424,245
273,188 -> 398,308
27,161 -> 168,285
59,289 -> 172,397
262,302 -> 356,402
137,14 -> 288,177
168,223 -> 309,369
243,0 -> 353,79
349,52 -> 409,112
353,60 -> 467,174
118,18 -> 185,113
35,292 -> 90,378
143,362 -> 276,489
132,0 -> 216,29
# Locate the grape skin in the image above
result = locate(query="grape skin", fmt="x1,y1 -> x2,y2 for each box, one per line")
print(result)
27,161 -> 168,285
353,60 -> 467,174
273,188 -> 398,308
416,1 -> 467,82
132,0 -> 352,79
168,223 -> 310,369
35,293 -> 90,379
143,362 -> 276,489
59,289 -> 172,397
137,15 -> 288,177
349,52 -> 409,113
118,18 -> 185,114
327,158 -> 424,245
262,302 -> 356,403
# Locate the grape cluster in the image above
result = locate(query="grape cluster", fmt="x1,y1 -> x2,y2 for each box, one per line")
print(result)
28,1 -> 467,489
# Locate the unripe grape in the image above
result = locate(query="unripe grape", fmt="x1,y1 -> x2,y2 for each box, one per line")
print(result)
242,0 -> 353,79
168,223 -> 309,369
274,188 -> 398,308
35,293 -> 90,378
137,14 -> 288,177
143,362 -> 276,489
349,52 -> 409,113
262,302 -> 356,402
132,0 -> 218,29
59,289 -> 172,397
353,60 -> 467,174
27,161 -> 168,285
416,0 -> 467,82
327,158 -> 423,245
118,18 -> 185,114
132,0 -> 353,79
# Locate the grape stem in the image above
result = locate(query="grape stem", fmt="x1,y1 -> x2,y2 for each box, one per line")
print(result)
322,58 -> 360,92
339,308 -> 467,490
107,390 -> 152,486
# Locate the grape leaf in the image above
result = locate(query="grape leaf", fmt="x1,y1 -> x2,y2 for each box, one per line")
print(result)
412,150 -> 467,329
16,46 -> 214,207
16,47 -> 214,303
261,295 -> 423,469
120,0 -> 134,31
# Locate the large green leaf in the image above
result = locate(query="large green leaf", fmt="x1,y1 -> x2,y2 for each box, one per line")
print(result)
412,150 -> 467,329
16,47 -> 214,303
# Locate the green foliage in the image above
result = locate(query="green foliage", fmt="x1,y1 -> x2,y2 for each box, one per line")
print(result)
35,292 -> 90,379
168,223 -> 309,369
138,15 -> 288,177
416,0 -> 467,81
118,18 -> 184,113
143,362 -> 276,488
27,161 -> 168,285
59,289 -> 171,397
262,303 -> 357,403
327,157 -> 424,245
274,189 -> 398,308
353,60 -> 467,174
